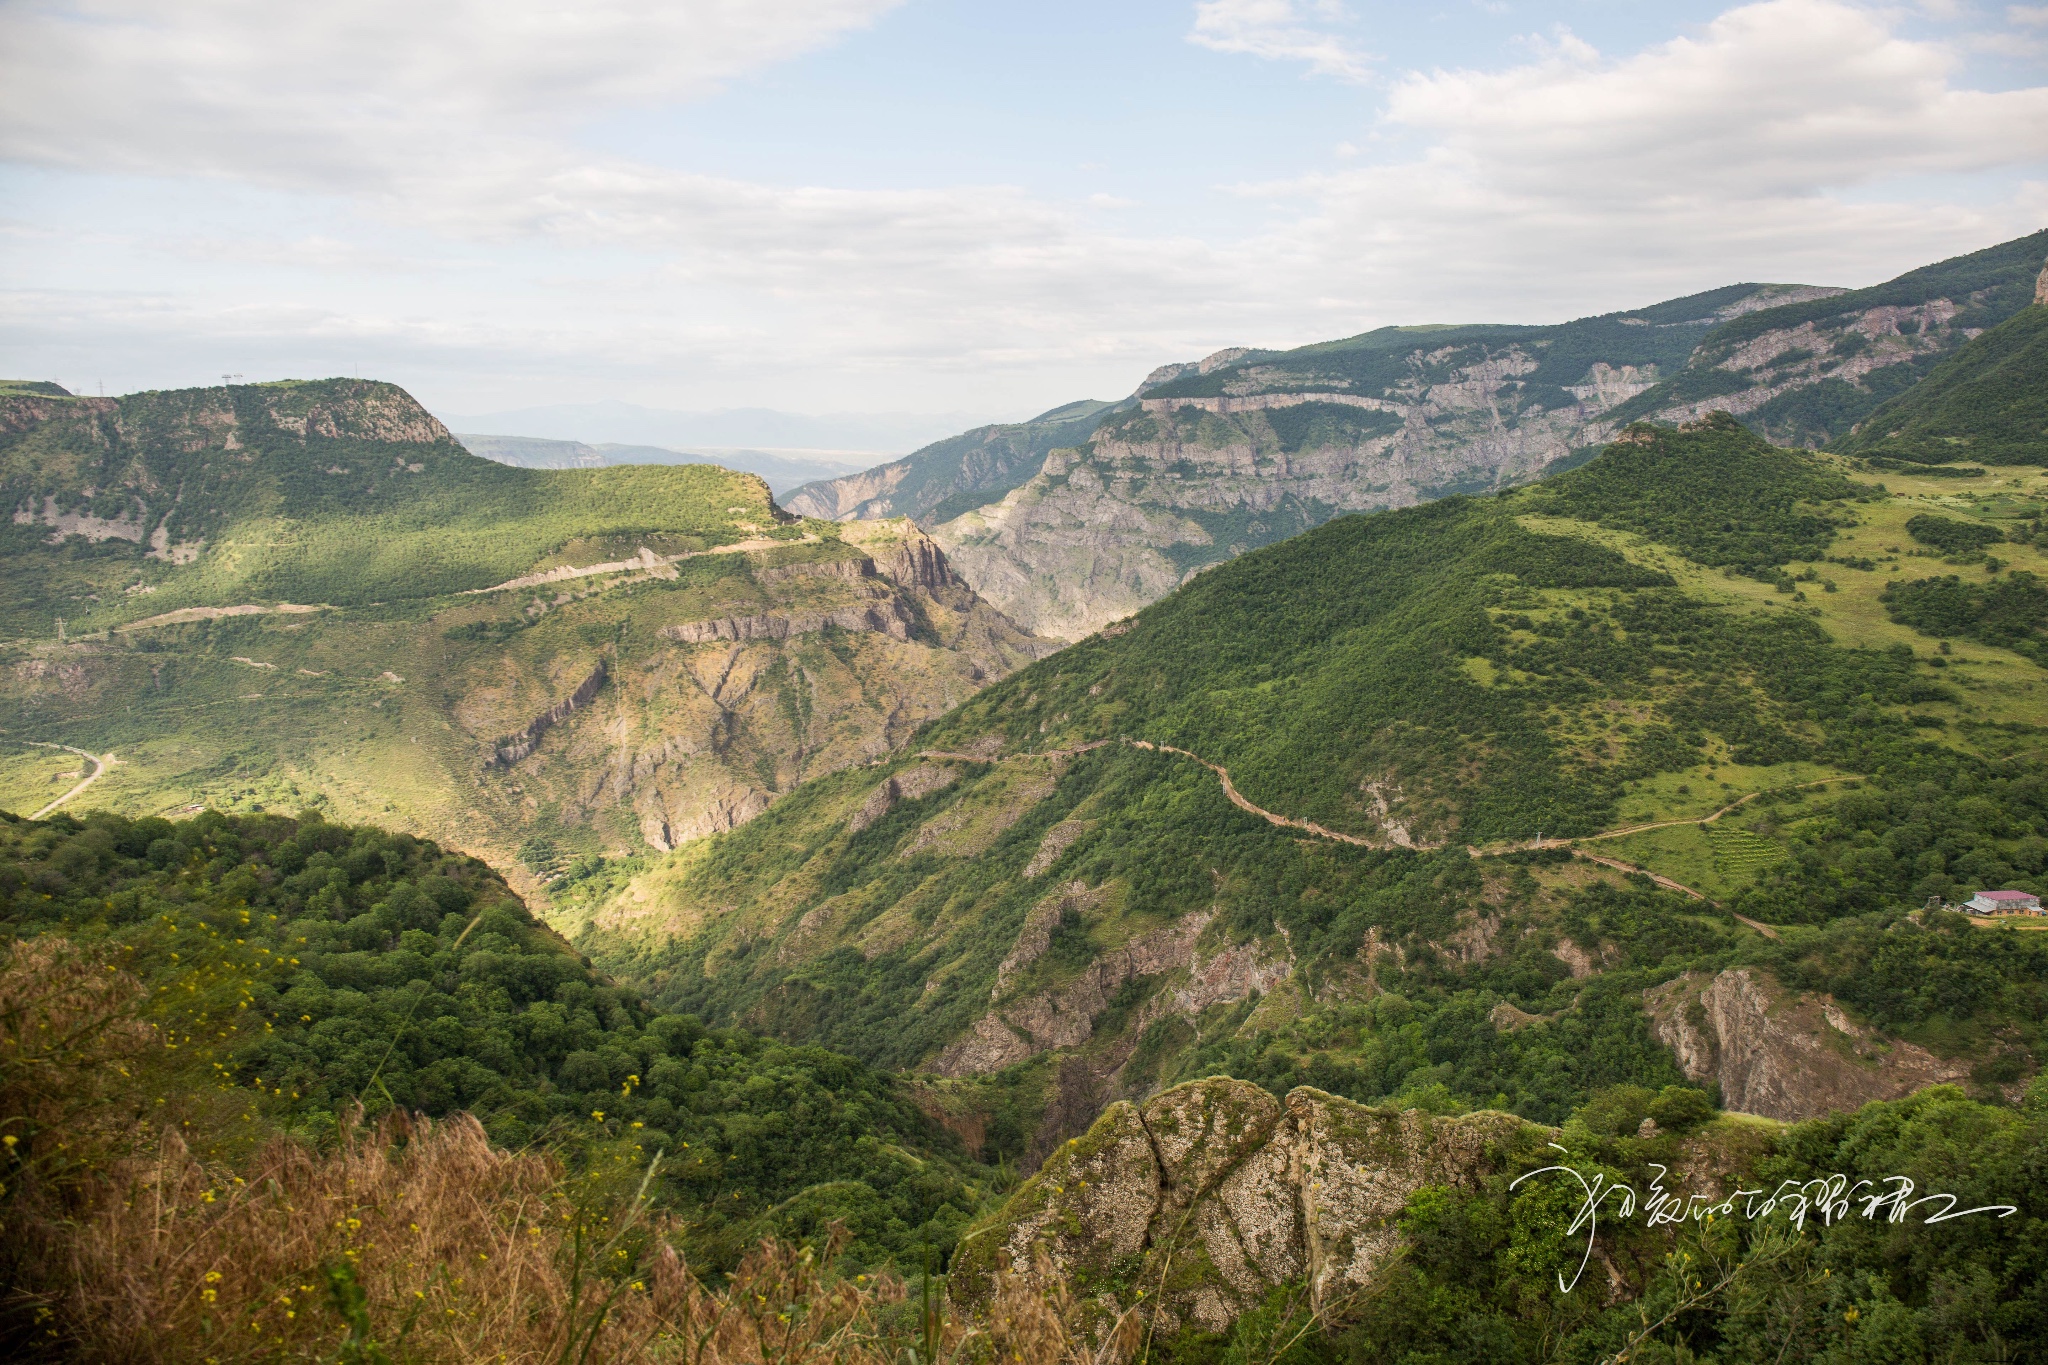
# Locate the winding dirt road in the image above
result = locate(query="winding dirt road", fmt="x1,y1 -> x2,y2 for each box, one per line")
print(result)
27,742 -> 113,820
922,735 -> 1837,933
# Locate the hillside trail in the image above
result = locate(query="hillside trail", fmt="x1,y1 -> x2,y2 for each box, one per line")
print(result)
1516,776 -> 1863,848
463,533 -> 820,597
919,736 -> 1841,938
26,742 -> 114,820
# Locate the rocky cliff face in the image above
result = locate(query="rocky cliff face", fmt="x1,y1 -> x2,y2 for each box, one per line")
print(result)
926,281 -> 1861,641
933,363 -> 1612,640
1633,298 -> 1986,439
446,521 -> 1055,857
3,379 -> 458,561
1643,968 -> 1968,1121
949,1077 -> 1542,1332
907,234 -> 2044,639
2,376 -> 1056,881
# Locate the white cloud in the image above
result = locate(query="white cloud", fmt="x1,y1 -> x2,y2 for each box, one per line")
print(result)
1,0 -> 2043,413
1187,0 -> 1374,81
1213,0 -> 2048,331
1374,0 -> 2048,202
0,0 -> 903,187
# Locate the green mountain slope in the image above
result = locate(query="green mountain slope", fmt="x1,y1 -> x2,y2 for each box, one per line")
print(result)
781,399 -> 1121,524
1834,302 -> 2048,466
0,378 -> 770,626
570,414 -> 2048,1157
1,379 -> 1052,882
1607,228 -> 2048,444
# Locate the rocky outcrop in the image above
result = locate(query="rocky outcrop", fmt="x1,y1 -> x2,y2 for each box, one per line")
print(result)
933,908 -> 1218,1076
846,763 -> 958,833
782,403 -> 1116,523
782,461 -> 914,521
949,1078 -> 1539,1332
751,555 -> 880,585
661,597 -> 916,644
12,493 -> 147,544
990,881 -> 1105,1000
1023,818 -> 1088,877
873,533 -> 953,591
492,662 -> 607,766
456,521 -> 1053,870
932,898 -> 1295,1141
1644,968 -> 1968,1121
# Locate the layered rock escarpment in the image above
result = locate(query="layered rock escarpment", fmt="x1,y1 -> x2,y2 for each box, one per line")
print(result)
454,522 -> 1057,856
949,1077 -> 1542,1332
931,339 -> 1662,640
1643,968 -> 1968,1121
3,378 -> 456,564
916,237 -> 2044,638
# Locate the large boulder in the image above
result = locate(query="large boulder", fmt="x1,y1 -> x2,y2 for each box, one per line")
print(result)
949,1077 -> 1543,1333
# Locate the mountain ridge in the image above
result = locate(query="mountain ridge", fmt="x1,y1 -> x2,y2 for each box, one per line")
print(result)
784,231 -> 2046,642
1,378 -> 1055,886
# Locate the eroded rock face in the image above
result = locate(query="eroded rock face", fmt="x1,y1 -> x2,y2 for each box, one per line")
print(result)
931,909 -> 1219,1076
846,763 -> 958,833
449,524 -> 1054,864
950,1078 -> 1540,1333
1643,968 -> 1968,1121
493,661 -> 608,766
930,357 -> 1634,641
950,1100 -> 1161,1308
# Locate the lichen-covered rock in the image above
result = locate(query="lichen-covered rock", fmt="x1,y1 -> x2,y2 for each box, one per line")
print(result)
948,1100 -> 1159,1317
949,1077 -> 1542,1332
1290,1091 -> 1531,1309
1140,1080 -> 1303,1329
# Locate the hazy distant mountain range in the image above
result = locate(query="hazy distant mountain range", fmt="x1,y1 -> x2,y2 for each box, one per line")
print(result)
449,432 -> 869,494
438,400 -> 989,455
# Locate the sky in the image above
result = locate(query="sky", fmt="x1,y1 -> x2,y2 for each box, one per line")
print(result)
1,0 -> 2045,431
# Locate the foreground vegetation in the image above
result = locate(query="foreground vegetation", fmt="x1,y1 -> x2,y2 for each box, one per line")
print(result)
6,890 -> 2043,1362
0,808 -> 989,1277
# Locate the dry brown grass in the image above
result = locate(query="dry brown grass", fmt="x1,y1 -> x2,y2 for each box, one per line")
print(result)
0,938 -> 1131,1365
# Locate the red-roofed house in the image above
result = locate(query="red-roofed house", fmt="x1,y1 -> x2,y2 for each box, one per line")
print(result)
1967,890 -> 2043,915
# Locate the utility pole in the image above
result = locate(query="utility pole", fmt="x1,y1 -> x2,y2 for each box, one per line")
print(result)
56,618 -> 65,645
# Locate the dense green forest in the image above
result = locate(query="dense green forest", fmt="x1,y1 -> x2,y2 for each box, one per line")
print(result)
0,808 -> 986,1270
561,413 -> 2048,1190
914,416 -> 1899,842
